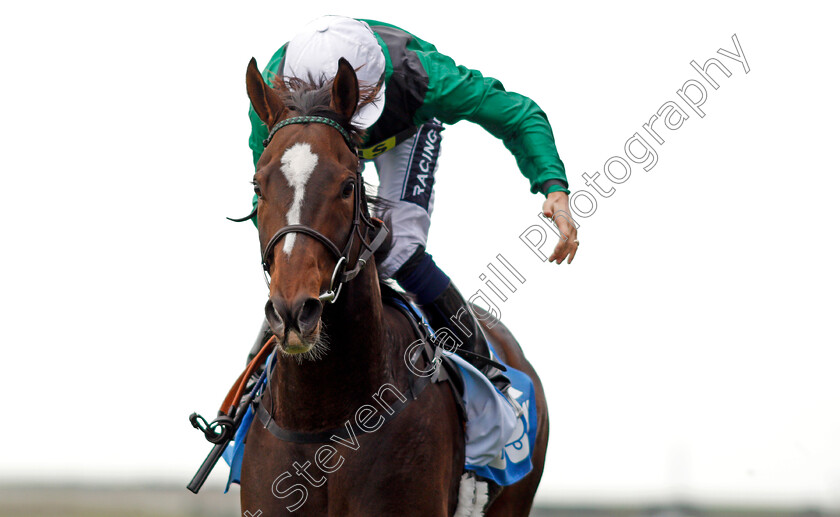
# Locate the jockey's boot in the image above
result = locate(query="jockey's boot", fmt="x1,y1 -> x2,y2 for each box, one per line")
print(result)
421,281 -> 511,394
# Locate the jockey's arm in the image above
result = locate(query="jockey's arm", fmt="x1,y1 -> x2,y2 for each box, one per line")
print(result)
414,51 -> 578,264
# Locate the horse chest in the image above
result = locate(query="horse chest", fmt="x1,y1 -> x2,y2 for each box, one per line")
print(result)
240,384 -> 464,516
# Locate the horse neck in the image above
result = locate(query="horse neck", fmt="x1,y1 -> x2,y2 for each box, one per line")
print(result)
267,264 -> 390,430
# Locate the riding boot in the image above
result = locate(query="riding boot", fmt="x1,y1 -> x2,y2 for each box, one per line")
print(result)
420,281 -> 511,394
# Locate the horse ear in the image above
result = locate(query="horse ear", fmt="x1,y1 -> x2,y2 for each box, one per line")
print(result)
246,57 -> 287,126
330,57 -> 359,121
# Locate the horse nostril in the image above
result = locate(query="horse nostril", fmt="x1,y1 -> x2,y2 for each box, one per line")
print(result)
264,298 -> 288,338
295,297 -> 323,334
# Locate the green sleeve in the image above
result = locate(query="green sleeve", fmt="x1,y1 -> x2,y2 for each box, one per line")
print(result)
248,93 -> 268,229
248,45 -> 289,228
248,44 -> 287,170
248,104 -> 265,229
249,106 -> 268,171
415,51 -> 569,195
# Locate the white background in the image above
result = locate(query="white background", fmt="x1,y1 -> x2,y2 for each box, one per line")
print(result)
1,0 -> 838,510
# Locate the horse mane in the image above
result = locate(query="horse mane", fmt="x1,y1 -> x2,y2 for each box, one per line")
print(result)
270,72 -> 383,145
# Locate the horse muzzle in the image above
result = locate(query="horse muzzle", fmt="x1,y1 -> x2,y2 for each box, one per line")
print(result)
264,296 -> 324,353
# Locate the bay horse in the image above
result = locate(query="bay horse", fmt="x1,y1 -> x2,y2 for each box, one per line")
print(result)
239,56 -> 549,516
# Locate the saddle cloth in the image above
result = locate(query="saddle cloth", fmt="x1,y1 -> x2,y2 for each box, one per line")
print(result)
459,341 -> 538,486
401,296 -> 538,486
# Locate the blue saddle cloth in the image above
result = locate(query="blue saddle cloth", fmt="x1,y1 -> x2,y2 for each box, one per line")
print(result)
462,340 -> 538,486
392,296 -> 538,485
222,299 -> 538,490
221,404 -> 254,491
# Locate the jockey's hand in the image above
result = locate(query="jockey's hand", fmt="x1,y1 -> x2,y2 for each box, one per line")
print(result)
541,191 -> 579,264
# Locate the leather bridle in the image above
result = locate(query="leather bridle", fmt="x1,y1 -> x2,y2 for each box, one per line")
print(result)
257,115 -> 389,304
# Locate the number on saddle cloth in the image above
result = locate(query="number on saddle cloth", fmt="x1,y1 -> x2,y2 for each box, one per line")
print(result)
448,340 -> 538,486
389,296 -> 539,486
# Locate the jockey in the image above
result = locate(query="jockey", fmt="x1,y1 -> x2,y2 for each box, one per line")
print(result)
245,16 -> 578,388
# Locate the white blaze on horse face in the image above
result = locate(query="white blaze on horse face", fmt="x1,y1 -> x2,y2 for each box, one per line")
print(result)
279,142 -> 318,256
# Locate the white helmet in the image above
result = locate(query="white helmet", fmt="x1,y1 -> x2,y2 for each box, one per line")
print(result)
283,16 -> 387,129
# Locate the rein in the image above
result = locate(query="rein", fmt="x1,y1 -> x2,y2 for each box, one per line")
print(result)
258,115 -> 389,304
201,117 -> 443,448
187,117 -> 394,492
248,117 -> 449,444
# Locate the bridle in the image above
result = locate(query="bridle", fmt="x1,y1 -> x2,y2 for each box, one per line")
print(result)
257,115 -> 389,304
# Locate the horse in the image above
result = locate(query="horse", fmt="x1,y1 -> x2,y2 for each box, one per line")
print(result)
239,56 -> 549,516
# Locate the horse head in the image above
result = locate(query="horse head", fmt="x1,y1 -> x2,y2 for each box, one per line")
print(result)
246,57 -> 378,359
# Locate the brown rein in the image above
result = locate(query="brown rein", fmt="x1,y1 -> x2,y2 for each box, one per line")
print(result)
219,335 -> 277,416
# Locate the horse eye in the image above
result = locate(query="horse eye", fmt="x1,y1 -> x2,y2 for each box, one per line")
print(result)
252,180 -> 262,197
341,181 -> 355,199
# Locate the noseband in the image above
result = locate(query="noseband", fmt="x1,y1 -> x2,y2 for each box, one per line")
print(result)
258,115 -> 389,304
